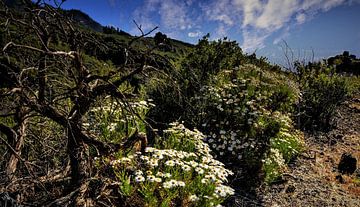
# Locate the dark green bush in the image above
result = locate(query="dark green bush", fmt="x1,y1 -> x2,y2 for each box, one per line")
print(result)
297,62 -> 350,131
180,35 -> 245,94
147,35 -> 246,126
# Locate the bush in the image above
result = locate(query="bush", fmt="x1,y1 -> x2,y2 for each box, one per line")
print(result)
147,36 -> 246,127
264,112 -> 304,183
84,96 -> 153,144
297,63 -> 351,131
99,123 -> 234,207
146,38 -> 303,187
188,64 -> 302,185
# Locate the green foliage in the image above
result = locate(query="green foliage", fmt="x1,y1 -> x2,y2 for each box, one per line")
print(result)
84,98 -> 153,143
263,148 -> 286,183
146,36 -> 303,188
99,123 -> 234,207
327,51 -> 360,75
180,35 -> 245,93
189,65 -> 302,185
269,85 -> 297,112
147,36 -> 246,126
4,2 -> 338,203
264,112 -> 304,183
347,76 -> 360,93
297,62 -> 351,131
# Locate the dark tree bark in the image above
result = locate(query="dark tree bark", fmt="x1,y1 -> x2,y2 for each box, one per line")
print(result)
6,109 -> 27,177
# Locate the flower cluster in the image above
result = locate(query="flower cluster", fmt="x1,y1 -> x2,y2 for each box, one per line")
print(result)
270,112 -> 303,161
263,113 -> 304,183
196,74 -> 270,163
190,65 -> 303,184
109,123 -> 235,206
264,148 -> 286,168
83,99 -> 155,142
263,148 -> 286,183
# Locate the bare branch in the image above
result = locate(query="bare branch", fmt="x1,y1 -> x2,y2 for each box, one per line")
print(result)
3,42 -> 76,58
128,21 -> 158,47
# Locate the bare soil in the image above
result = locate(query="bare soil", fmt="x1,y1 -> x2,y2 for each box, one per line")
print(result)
261,93 -> 360,207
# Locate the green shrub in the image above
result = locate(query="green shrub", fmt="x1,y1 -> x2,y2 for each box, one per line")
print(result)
187,64 -> 302,186
297,63 -> 351,131
84,97 -> 153,143
263,148 -> 286,183
147,36 -> 246,126
99,123 -> 234,207
146,37 -> 303,187
264,112 -> 304,183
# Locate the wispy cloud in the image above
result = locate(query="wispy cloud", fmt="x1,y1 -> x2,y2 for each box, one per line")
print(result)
133,0 -> 355,50
242,30 -> 271,53
131,0 -> 159,33
295,13 -> 306,24
233,0 -> 350,51
215,24 -> 228,39
132,0 -> 194,36
188,31 -> 203,38
202,0 -> 236,26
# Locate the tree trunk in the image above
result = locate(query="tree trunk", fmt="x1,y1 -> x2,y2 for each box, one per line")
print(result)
6,108 -> 28,177
67,124 -> 89,186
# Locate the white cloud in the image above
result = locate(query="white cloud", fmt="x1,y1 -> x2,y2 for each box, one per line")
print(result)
132,0 -> 355,51
215,24 -> 228,39
296,13 -> 306,24
233,0 -> 263,27
131,0 -> 159,33
188,31 -> 203,38
214,14 -> 234,26
241,30 -> 270,52
230,0 -> 350,52
202,0 -> 236,26
158,1 -> 191,30
255,0 -> 298,30
321,0 -> 346,11
132,0 -> 193,34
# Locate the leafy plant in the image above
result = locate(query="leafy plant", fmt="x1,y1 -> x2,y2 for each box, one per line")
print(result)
264,112 -> 304,183
296,62 -> 351,131
102,123 -> 234,207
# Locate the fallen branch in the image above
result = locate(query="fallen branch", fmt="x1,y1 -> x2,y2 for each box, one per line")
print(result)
3,42 -> 76,58
45,187 -> 80,207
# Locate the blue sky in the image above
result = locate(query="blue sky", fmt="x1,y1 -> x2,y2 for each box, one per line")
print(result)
54,0 -> 360,65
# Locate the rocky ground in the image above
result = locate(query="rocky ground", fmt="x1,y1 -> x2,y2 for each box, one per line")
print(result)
260,92 -> 360,207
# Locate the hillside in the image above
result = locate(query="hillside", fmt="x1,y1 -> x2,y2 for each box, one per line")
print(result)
64,9 -> 103,32
0,1 -> 359,207
2,0 -> 193,59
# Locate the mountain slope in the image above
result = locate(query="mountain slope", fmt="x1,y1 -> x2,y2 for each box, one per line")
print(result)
64,9 -> 103,32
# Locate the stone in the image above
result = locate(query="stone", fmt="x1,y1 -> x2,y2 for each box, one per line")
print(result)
354,168 -> 360,178
335,174 -> 345,184
338,153 -> 357,174
335,134 -> 343,140
285,185 -> 296,193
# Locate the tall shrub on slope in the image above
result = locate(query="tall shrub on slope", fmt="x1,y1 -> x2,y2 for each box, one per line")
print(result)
296,62 -> 351,131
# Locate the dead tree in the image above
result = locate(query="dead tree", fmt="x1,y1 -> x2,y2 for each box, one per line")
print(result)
0,1 -> 158,201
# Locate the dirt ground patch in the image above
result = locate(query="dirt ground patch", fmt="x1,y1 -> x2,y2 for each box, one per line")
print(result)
261,93 -> 360,207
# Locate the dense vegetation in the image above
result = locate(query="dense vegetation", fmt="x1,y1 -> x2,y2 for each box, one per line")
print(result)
327,51 -> 360,76
0,1 -> 358,206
